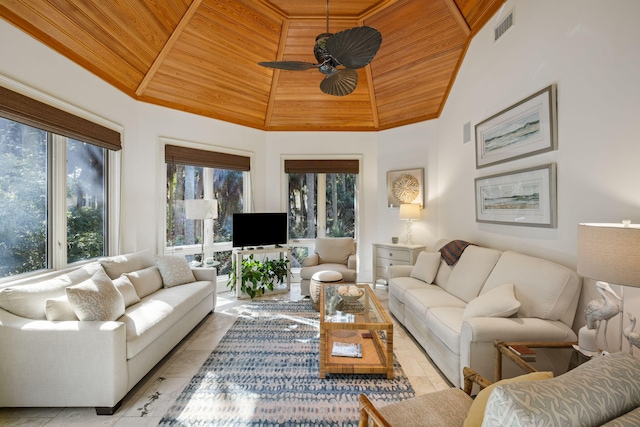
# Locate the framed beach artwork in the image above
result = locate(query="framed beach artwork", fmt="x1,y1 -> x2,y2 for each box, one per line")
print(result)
475,85 -> 557,169
475,163 -> 557,227
387,168 -> 424,208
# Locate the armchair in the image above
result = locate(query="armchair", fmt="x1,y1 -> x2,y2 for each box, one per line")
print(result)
299,237 -> 357,296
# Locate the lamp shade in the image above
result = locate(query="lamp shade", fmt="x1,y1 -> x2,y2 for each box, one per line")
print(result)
185,199 -> 218,220
399,203 -> 421,220
577,222 -> 640,288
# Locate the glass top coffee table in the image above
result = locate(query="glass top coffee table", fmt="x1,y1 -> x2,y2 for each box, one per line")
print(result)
319,283 -> 394,379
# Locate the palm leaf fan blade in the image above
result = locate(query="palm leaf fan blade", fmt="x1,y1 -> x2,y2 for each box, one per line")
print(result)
320,69 -> 358,96
258,61 -> 318,71
325,26 -> 382,69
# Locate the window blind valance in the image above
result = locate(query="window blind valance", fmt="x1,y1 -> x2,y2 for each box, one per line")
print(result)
165,145 -> 250,171
0,86 -> 121,150
284,159 -> 359,174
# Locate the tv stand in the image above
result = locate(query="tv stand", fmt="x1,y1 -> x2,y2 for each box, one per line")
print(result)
232,246 -> 291,299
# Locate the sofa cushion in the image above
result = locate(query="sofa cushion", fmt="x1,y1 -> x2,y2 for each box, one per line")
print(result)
389,277 -> 435,303
66,269 -> 125,321
480,251 -> 581,323
444,246 -> 502,303
155,255 -> 196,287
0,262 -> 102,320
99,250 -> 155,280
463,371 -> 553,427
481,352 -> 640,427
299,263 -> 357,283
404,287 -> 467,319
113,276 -> 141,307
463,283 -> 521,320
315,237 -> 354,265
600,407 -> 640,426
124,266 -> 163,298
410,252 -> 441,284
120,280 -> 214,359
44,296 -> 79,321
425,307 -> 465,354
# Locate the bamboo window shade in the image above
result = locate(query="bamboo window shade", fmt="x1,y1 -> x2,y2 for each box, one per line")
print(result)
164,145 -> 250,171
0,86 -> 121,150
284,159 -> 359,174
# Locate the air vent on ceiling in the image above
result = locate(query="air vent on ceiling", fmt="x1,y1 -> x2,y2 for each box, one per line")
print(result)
494,10 -> 514,42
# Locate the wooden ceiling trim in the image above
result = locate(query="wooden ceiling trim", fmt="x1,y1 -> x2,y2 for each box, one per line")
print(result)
443,0 -> 471,36
136,0 -> 203,96
264,19 -> 290,128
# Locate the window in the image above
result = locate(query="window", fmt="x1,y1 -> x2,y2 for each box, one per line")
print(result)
165,145 -> 250,276
285,159 -> 358,268
0,86 -> 119,280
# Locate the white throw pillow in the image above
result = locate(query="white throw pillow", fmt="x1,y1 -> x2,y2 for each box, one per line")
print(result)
463,283 -> 521,320
99,250 -> 155,279
45,296 -> 79,321
123,266 -> 163,298
113,275 -> 141,307
155,255 -> 196,288
66,269 -> 125,321
409,252 -> 441,284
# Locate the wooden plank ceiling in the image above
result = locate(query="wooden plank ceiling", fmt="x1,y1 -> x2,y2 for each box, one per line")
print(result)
0,0 -> 506,131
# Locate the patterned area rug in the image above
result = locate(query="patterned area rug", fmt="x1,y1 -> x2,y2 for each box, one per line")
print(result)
160,299 -> 415,426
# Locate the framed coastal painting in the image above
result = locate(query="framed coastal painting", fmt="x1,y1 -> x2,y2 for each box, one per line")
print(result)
475,163 -> 557,227
387,168 -> 424,208
475,85 -> 557,169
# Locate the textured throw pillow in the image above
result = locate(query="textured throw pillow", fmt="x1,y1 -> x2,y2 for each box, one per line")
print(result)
124,266 -> 163,298
463,371 -> 553,427
155,255 -> 196,288
409,252 -> 441,284
113,275 -> 141,307
463,283 -> 521,320
65,269 -> 125,321
44,296 -> 79,321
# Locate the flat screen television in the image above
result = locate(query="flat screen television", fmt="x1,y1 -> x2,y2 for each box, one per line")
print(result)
232,212 -> 288,248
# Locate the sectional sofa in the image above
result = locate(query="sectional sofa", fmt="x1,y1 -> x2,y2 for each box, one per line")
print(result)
388,239 -> 582,388
0,250 -> 216,414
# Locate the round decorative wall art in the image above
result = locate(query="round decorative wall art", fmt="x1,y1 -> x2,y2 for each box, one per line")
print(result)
386,168 -> 424,208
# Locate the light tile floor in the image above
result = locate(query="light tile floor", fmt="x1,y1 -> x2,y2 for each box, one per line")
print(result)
0,283 -> 450,426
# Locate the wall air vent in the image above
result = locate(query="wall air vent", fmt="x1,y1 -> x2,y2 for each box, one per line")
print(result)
494,10 -> 514,42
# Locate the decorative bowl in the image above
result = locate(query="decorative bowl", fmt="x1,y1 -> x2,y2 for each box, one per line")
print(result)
338,290 -> 364,302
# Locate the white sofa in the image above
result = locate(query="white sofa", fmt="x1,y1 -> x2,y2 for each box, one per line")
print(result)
0,250 -> 216,414
388,239 -> 581,388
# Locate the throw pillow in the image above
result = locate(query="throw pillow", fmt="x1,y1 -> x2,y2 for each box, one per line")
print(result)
99,250 -> 155,279
463,371 -> 553,427
44,296 -> 79,321
155,255 -> 196,288
463,283 -> 521,320
123,266 -> 163,298
65,269 -> 125,321
409,251 -> 441,284
113,275 -> 141,307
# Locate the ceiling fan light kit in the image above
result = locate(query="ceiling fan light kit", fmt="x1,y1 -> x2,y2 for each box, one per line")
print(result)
258,1 -> 382,96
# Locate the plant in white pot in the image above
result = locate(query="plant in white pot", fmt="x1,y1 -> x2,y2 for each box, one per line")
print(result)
227,255 -> 291,299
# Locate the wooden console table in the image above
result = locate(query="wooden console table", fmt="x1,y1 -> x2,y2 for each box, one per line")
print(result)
494,340 -> 581,382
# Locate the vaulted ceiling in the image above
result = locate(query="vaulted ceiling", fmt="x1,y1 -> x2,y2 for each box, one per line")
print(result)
0,0 -> 505,131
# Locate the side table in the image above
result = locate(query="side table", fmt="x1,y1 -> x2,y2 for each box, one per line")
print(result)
494,340 -> 582,382
372,242 -> 426,288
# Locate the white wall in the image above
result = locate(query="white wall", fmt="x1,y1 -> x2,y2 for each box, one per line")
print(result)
435,0 -> 640,346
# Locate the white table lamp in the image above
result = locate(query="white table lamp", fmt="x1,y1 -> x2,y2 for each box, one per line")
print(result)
399,203 -> 421,245
185,199 -> 218,265
577,221 -> 640,352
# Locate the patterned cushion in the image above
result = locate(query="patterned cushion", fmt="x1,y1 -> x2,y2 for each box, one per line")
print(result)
155,255 -> 196,287
65,268 -> 125,321
377,388 -> 472,426
482,352 -> 640,427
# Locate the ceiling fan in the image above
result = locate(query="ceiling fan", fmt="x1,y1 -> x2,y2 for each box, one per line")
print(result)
258,0 -> 382,97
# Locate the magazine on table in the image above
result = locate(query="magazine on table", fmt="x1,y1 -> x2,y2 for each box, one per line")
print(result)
331,342 -> 363,358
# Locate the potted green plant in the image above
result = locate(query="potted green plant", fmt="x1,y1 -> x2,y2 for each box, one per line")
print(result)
227,254 -> 291,299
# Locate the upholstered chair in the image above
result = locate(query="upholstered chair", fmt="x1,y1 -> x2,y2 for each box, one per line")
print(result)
299,237 -> 357,296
